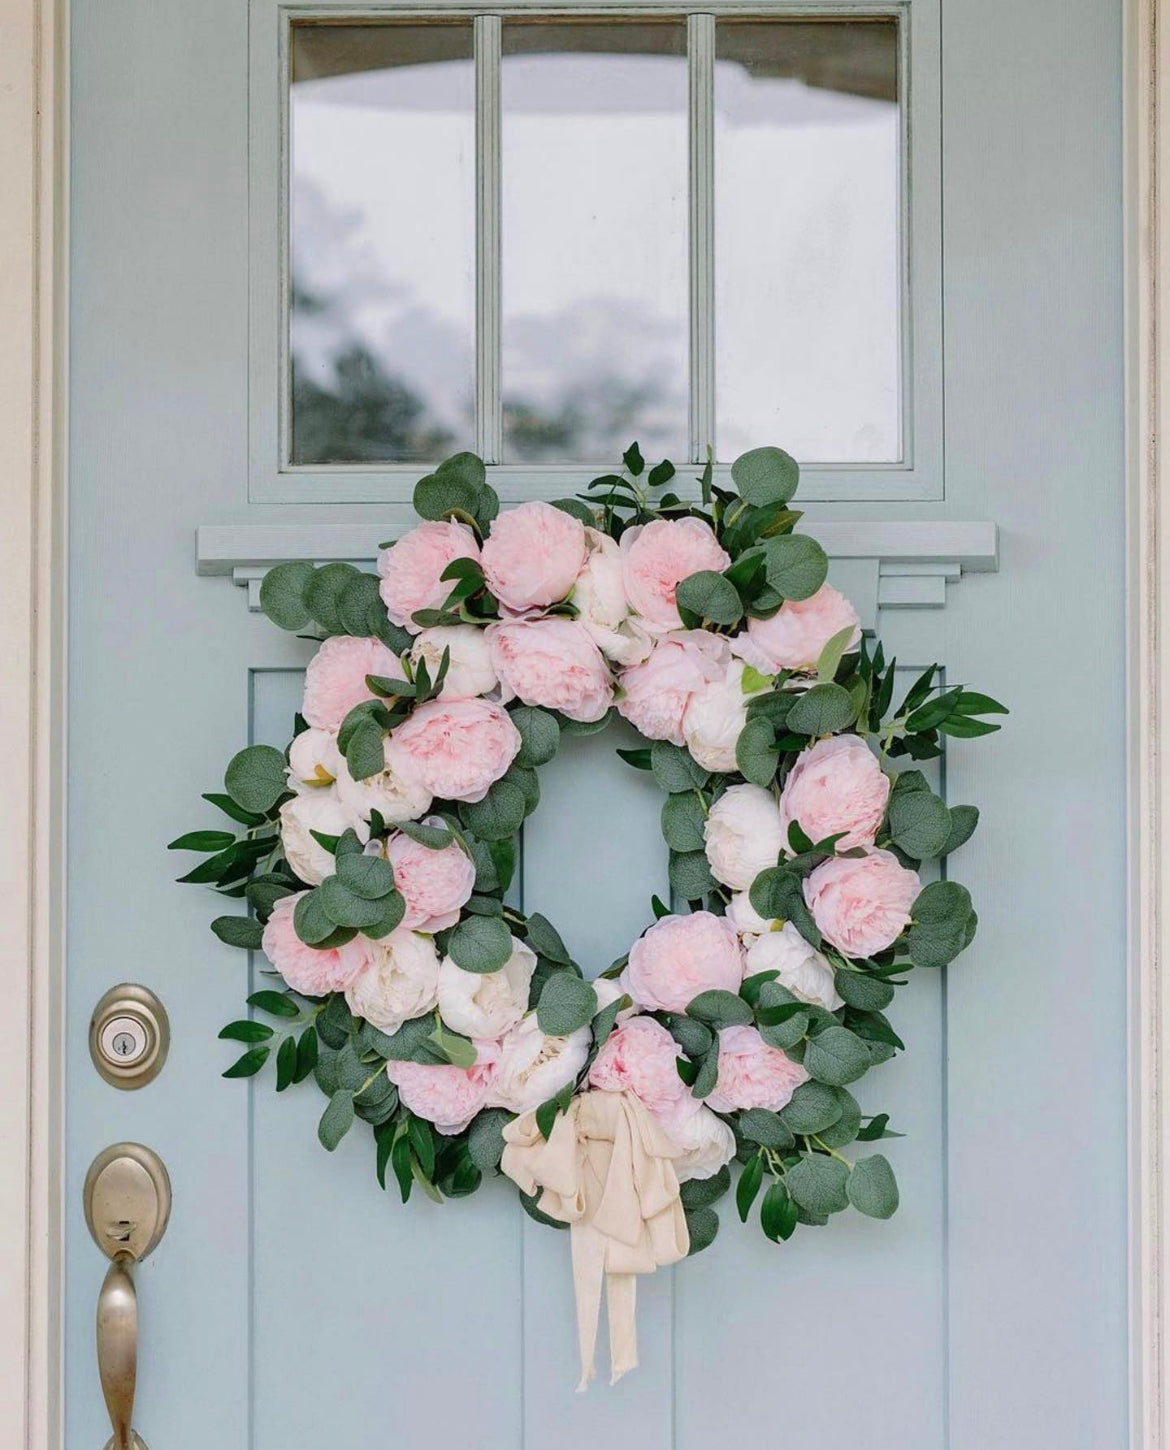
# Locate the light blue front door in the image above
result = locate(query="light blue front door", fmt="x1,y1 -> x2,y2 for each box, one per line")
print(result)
65,0 -> 1129,1445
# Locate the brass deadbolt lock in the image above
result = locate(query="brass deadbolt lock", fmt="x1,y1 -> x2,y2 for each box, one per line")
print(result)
90,985 -> 170,1089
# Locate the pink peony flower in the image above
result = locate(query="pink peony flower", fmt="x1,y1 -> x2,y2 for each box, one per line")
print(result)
587,1015 -> 690,1114
377,521 -> 481,633
385,821 -> 476,933
385,1039 -> 500,1135
386,698 -> 522,803
301,635 -> 406,732
731,583 -> 860,674
620,518 -> 731,634
487,617 -> 614,724
616,630 -> 728,745
803,847 -> 920,958
778,734 -> 890,851
620,910 -> 744,1014
706,1025 -> 809,1114
260,892 -> 374,994
480,500 -> 587,613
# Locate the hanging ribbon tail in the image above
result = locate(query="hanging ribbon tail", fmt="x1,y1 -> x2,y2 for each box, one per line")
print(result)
501,1090 -> 690,1389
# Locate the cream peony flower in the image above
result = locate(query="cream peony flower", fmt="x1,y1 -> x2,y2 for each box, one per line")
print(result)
344,929 -> 442,1035
488,1012 -> 591,1115
437,935 -> 536,1039
410,625 -> 497,701
726,891 -> 776,942
288,727 -> 343,791
702,783 -> 785,891
573,529 -> 654,667
654,1099 -> 737,1182
745,922 -> 844,1012
334,737 -> 433,827
279,790 -> 368,886
682,657 -> 769,774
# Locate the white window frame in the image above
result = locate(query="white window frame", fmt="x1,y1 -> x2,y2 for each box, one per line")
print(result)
248,0 -> 943,503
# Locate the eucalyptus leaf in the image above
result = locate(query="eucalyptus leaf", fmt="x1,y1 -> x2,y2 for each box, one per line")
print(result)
224,744 -> 287,815
258,560 -> 314,631
730,446 -> 800,506
786,1154 -> 849,1217
786,683 -> 856,737
537,972 -> 598,1036
762,534 -> 829,601
846,1154 -> 900,1219
449,914 -> 513,974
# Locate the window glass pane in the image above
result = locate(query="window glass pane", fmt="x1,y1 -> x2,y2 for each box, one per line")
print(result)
714,20 -> 901,463
501,21 -> 688,464
290,23 -> 474,464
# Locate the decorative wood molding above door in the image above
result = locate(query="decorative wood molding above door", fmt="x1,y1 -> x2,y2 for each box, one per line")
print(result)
196,519 -> 998,627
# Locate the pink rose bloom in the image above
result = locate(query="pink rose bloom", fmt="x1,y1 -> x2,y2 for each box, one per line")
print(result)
620,517 -> 731,634
732,583 -> 861,674
487,618 -> 614,724
385,823 -> 476,933
386,698 -> 521,803
616,630 -> 728,745
260,892 -> 373,994
803,847 -> 920,958
587,1016 -> 689,1114
481,500 -> 587,613
706,1025 -> 809,1114
301,635 -> 406,731
620,910 -> 744,1014
385,1039 -> 500,1135
779,734 -> 890,851
377,520 -> 481,633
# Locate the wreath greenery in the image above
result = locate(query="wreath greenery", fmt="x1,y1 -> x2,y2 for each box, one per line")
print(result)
172,442 -> 1004,1330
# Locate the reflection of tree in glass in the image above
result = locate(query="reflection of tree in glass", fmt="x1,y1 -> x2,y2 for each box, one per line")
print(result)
503,374 -> 669,464
291,279 -> 457,464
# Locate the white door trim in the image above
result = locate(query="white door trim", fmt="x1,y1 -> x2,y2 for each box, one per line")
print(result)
1128,1 -> 1170,1445
1,0 -> 67,1444
1,1 -> 1164,1444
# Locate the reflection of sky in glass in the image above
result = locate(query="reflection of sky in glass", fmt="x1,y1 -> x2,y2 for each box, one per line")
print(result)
288,20 -> 902,470
289,26 -> 475,464
715,22 -> 901,463
501,26 -> 688,464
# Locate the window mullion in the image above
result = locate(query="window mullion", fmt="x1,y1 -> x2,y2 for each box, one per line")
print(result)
476,15 -> 502,464
688,13 -> 715,466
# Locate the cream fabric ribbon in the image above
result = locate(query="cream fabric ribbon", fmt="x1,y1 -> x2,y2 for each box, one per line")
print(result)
501,1089 -> 690,1389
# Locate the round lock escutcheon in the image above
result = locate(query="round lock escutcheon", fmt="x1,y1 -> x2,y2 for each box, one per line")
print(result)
90,985 -> 169,1089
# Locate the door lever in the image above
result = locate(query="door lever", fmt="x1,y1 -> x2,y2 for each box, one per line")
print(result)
83,1144 -> 171,1450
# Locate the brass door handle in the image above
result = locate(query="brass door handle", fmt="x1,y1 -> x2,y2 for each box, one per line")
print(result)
83,1145 -> 171,1450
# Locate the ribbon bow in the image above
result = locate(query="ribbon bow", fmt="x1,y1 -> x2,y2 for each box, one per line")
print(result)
501,1089 -> 690,1389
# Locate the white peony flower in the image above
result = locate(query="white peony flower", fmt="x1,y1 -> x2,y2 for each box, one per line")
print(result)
344,929 -> 442,1035
656,1101 -> 737,1182
745,922 -> 844,1012
573,529 -> 654,667
334,737 -> 433,827
437,935 -> 536,1039
592,975 -> 638,1023
279,790 -> 368,886
410,624 -> 497,701
288,727 -> 343,791
702,782 -> 785,891
726,891 -> 776,942
487,1012 -> 591,1115
682,658 -> 769,774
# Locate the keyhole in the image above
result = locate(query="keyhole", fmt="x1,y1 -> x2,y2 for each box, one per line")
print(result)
113,1033 -> 136,1057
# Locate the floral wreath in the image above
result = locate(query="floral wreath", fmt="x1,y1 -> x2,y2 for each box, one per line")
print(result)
173,444 -> 1005,1386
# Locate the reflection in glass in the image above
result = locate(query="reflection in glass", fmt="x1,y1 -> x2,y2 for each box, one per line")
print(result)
501,22 -> 688,464
289,23 -> 475,464
714,21 -> 901,463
